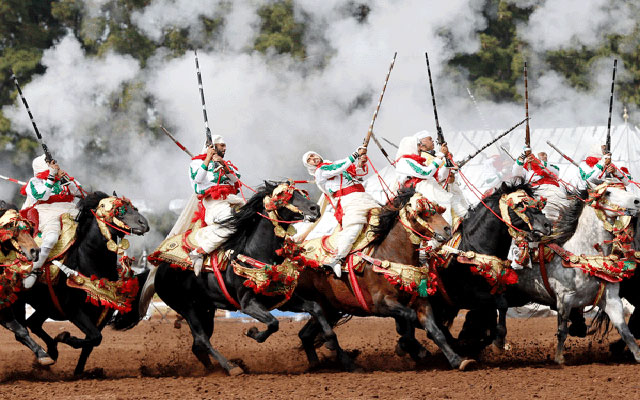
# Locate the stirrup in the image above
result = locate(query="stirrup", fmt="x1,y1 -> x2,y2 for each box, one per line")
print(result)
188,250 -> 205,276
323,257 -> 344,278
23,270 -> 41,289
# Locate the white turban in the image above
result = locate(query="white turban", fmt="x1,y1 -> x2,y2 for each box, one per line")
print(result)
211,135 -> 225,145
302,151 -> 322,176
588,143 -> 603,158
395,136 -> 419,160
32,154 -> 49,176
414,130 -> 432,141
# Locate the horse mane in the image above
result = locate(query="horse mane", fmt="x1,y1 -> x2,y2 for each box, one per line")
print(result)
221,183 -> 275,252
75,191 -> 110,237
460,177 -> 535,238
551,189 -> 587,246
370,186 -> 416,246
0,200 -> 18,218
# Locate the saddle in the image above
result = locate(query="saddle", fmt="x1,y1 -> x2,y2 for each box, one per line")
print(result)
300,208 -> 381,273
148,222 -> 231,273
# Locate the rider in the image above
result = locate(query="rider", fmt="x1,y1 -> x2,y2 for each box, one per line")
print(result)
302,147 -> 379,278
188,135 -> 244,276
578,143 -> 632,188
395,131 -> 468,225
21,155 -> 83,288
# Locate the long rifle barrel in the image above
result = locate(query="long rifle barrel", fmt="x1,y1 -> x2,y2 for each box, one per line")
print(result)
524,62 -> 531,149
0,174 -> 27,186
363,52 -> 397,149
425,52 -> 444,145
194,50 -> 212,146
605,59 -> 617,153
10,72 -> 53,162
500,146 -> 515,161
160,125 -> 194,158
456,117 -> 528,168
546,140 -> 579,167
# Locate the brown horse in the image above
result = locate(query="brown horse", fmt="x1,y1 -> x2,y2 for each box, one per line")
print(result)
0,201 -> 53,365
288,187 -> 475,370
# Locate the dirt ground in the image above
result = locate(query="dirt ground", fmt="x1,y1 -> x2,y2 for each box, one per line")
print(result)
1,312 -> 639,399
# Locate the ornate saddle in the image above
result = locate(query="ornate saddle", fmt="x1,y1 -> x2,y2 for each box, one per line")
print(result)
300,208 -> 381,273
148,222 -> 231,273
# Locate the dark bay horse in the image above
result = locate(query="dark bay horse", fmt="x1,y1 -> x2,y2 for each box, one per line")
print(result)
428,180 -> 553,355
288,187 -> 477,370
13,192 -> 150,376
0,201 -> 52,365
129,182 -> 323,375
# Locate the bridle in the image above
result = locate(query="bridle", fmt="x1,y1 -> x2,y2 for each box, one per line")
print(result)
398,193 -> 446,246
586,182 -> 636,256
0,209 -> 33,260
261,182 -> 311,238
91,197 -> 135,257
499,190 -> 547,265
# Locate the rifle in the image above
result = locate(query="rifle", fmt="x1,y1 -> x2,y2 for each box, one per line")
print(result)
524,62 -> 531,151
425,52 -> 445,146
605,59 -> 617,154
10,72 -> 53,162
456,117 -> 528,168
362,52 -> 397,165
0,174 -> 26,186
160,125 -> 194,158
500,146 -> 515,161
381,137 -> 398,149
546,140 -> 579,168
194,50 -> 212,146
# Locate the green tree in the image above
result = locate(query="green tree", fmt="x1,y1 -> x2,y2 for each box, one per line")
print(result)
254,0 -> 306,59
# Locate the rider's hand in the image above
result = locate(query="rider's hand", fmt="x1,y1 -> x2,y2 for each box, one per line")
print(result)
47,160 -> 60,175
440,143 -> 449,156
357,146 -> 367,156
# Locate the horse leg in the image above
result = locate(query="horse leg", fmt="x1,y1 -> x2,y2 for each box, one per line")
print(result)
296,299 -> 356,371
492,307 -> 508,352
554,307 -> 569,365
182,307 -> 243,375
241,298 -> 279,343
0,310 -> 53,366
394,316 -> 429,361
602,289 -> 640,362
26,309 -> 59,361
52,311 -> 104,376
416,301 -> 474,370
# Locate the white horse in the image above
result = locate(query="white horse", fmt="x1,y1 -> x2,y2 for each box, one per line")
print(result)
508,181 -> 640,364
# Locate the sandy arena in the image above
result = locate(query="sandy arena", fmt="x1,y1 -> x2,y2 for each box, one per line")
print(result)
1,312 -> 639,399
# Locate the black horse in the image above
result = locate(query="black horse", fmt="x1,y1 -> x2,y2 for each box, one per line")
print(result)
0,201 -> 53,365
12,192 -> 150,376
426,180 -> 553,355
117,181 -> 324,375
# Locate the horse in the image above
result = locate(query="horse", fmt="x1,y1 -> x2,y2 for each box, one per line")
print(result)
127,181 -> 324,375
0,201 -> 53,366
502,181 -> 640,363
419,179 -> 553,356
12,192 -> 150,376
286,186 -> 483,370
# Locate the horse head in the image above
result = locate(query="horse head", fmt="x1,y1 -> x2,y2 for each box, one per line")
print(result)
587,181 -> 640,218
402,192 -> 451,246
263,181 -> 321,223
0,206 -> 40,262
93,195 -> 150,236
498,184 -> 552,242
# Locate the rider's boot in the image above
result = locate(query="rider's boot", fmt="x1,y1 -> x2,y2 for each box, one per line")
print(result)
189,248 -> 206,276
23,232 -> 57,289
323,257 -> 343,278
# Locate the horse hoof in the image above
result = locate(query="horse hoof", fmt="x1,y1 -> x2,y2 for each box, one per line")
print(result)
489,343 -> 504,355
245,326 -> 259,339
554,356 -> 565,365
173,320 -> 182,329
54,331 -> 70,342
37,356 -> 55,366
395,343 -> 407,357
228,366 -> 244,376
458,359 -> 476,371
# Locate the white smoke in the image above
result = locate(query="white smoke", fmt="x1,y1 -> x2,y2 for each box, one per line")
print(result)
3,0 -> 638,252
519,0 -> 636,51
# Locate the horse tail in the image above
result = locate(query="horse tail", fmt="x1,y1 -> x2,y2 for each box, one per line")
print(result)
110,268 -> 154,330
588,308 -> 611,338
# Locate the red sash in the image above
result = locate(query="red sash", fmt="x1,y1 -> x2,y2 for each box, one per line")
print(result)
198,183 -> 240,201
332,184 -> 365,198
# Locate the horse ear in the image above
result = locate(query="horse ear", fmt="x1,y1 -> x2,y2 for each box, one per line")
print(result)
113,190 -> 118,197
500,181 -> 509,192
